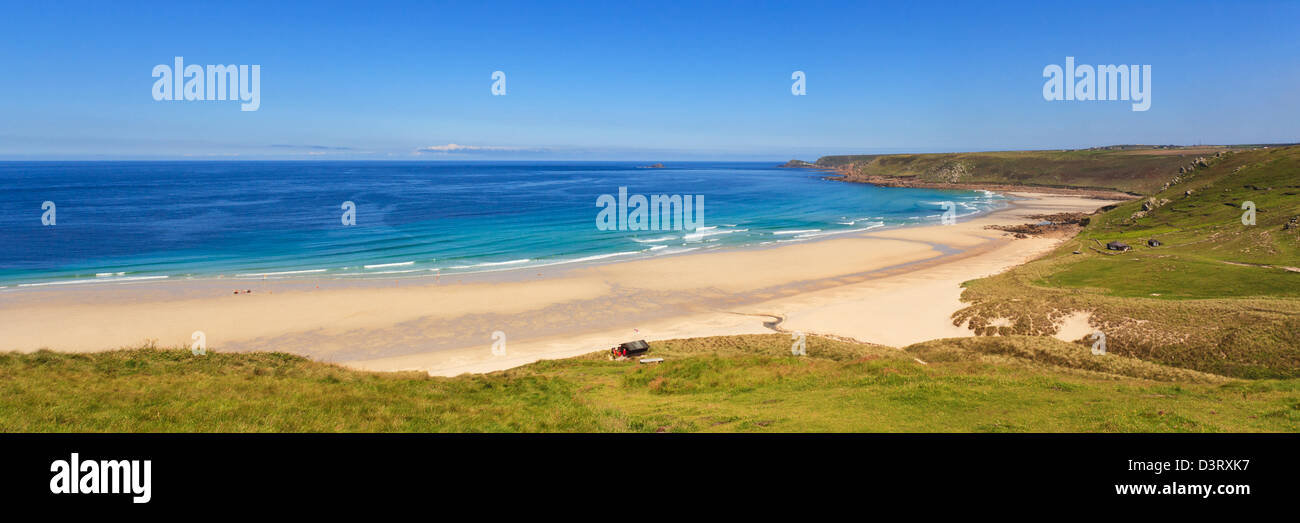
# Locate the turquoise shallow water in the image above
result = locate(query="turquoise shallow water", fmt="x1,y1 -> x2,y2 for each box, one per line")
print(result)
0,161 -> 1005,287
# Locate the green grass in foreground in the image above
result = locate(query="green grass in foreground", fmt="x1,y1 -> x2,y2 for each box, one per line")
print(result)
2,335 -> 1297,432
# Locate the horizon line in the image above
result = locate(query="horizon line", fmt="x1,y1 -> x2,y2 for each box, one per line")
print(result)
3,142 -> 1298,163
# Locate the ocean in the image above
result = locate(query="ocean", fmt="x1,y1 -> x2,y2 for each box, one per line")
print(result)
0,161 -> 1006,287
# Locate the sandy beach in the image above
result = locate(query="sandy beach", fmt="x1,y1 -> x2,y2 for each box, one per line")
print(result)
0,192 -> 1125,376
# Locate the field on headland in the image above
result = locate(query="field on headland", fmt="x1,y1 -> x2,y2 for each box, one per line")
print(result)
3,335 -> 1296,432
813,145 -> 1288,195
953,145 -> 1300,379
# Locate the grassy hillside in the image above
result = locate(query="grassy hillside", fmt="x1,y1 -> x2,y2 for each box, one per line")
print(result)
955,145 -> 1300,379
2,334 -> 1297,432
816,146 -> 1267,194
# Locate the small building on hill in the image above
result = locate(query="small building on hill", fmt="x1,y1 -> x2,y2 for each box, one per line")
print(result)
1107,241 -> 1131,251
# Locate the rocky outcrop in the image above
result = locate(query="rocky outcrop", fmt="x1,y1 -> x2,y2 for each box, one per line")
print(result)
1130,196 -> 1172,221
925,161 -> 970,183
984,212 -> 1092,236
1141,197 -> 1171,212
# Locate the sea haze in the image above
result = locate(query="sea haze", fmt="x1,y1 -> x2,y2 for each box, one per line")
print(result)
0,161 -> 1005,287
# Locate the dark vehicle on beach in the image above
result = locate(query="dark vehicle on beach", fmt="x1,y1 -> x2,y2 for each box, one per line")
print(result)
610,340 -> 650,358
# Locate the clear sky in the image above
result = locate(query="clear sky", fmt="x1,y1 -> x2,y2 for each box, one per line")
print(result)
1,0 -> 1297,160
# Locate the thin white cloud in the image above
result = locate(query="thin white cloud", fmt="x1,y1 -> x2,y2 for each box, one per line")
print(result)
414,143 -> 544,154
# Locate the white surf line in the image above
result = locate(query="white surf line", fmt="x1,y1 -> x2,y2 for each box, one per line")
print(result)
631,236 -> 676,243
17,275 -> 169,287
442,251 -> 647,275
794,223 -> 885,239
555,251 -> 639,264
363,261 -> 416,269
335,268 -> 425,276
235,268 -> 329,277
447,258 -> 531,269
684,228 -> 747,240
499,252 -> 638,271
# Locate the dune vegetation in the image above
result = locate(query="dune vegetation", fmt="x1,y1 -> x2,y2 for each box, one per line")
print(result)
1,334 -> 1296,432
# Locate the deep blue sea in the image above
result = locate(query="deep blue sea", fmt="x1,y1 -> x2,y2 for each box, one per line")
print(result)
0,162 -> 1006,287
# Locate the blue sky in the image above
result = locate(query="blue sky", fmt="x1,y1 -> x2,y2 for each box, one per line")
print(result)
1,0 -> 1297,160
